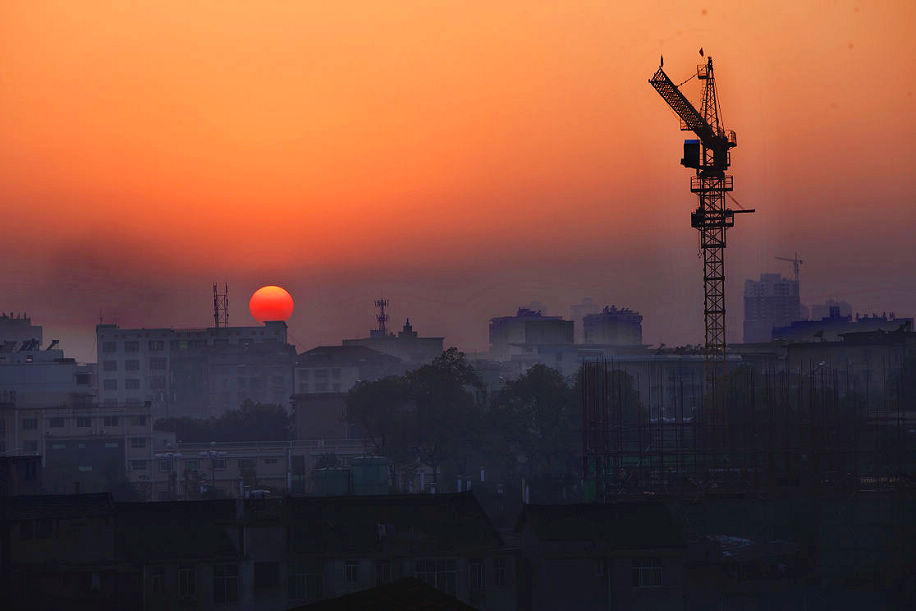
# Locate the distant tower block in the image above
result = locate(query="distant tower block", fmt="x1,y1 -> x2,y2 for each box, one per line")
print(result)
373,298 -> 390,337
213,283 -> 229,328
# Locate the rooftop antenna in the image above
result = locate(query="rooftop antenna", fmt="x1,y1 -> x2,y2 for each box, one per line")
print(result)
213,283 -> 229,328
374,298 -> 390,335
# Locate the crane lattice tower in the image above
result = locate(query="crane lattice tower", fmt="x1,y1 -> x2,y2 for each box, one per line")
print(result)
649,55 -> 753,427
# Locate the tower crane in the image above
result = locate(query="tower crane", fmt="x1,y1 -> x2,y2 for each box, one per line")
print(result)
775,252 -> 804,286
649,53 -> 753,427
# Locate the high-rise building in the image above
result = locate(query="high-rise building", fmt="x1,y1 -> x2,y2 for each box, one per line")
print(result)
743,273 -> 801,343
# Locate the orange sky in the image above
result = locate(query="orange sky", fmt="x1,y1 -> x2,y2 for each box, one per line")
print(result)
1,1 -> 914,361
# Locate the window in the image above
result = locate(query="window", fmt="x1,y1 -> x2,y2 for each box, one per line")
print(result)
101,341 -> 117,353
130,437 -> 147,449
103,416 -> 119,427
212,458 -> 226,470
125,359 -> 140,371
77,416 -> 91,428
213,564 -> 239,604
125,379 -> 141,390
179,566 -> 196,598
150,566 -> 165,594
103,379 -> 117,391
183,459 -> 199,472
238,458 -> 255,471
150,357 -> 167,370
124,341 -> 140,352
632,558 -> 663,588
332,384 -> 340,392
345,560 -> 359,585
494,558 -> 506,587
148,340 -> 165,351
130,460 -> 147,471
22,418 -> 38,430
263,457 -> 278,465
103,360 -> 118,372
315,383 -> 328,392
315,369 -> 328,379
298,383 -> 309,393
288,564 -> 322,601
150,376 -> 166,390
131,415 -> 147,426
254,561 -> 279,589
376,560 -> 391,585
159,459 -> 171,472
415,559 -> 457,595
469,560 -> 485,591
331,368 -> 341,379
23,440 -> 38,452
76,372 -> 91,385
49,417 -> 64,428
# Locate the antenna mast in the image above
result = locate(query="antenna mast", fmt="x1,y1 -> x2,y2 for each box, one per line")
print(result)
374,298 -> 390,336
213,283 -> 229,328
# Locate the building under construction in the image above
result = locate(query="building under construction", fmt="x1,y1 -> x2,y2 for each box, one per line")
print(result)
581,333 -> 915,500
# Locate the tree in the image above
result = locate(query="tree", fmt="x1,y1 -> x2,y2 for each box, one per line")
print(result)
489,364 -> 579,500
406,348 -> 484,489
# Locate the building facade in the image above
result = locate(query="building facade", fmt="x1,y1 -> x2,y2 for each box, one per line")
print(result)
489,308 -> 574,361
743,273 -> 802,343
96,322 -> 296,420
582,306 -> 643,346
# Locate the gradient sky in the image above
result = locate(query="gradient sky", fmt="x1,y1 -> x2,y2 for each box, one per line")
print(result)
1,1 -> 914,362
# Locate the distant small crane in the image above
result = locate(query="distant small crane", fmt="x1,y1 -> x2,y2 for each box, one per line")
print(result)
775,252 -> 804,286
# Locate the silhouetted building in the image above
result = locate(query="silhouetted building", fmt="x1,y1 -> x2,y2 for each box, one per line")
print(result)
0,400 -> 170,495
0,316 -> 94,411
773,307 -> 912,343
0,313 -> 43,348
0,455 -> 41,497
96,322 -> 296,420
342,319 -> 443,366
582,305 -> 643,345
516,502 -> 686,611
295,345 -> 403,395
743,273 -> 801,343
4,492 -> 515,610
809,298 -> 852,321
489,308 -> 574,361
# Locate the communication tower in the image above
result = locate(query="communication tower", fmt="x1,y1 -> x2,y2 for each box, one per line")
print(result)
213,283 -> 229,328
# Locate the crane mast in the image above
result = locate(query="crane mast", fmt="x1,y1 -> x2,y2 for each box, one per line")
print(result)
649,55 -> 753,428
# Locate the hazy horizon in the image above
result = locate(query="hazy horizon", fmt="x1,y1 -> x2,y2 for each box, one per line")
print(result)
2,1 -> 914,363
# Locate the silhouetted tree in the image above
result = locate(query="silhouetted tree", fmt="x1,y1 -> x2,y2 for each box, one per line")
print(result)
489,364 -> 579,500
406,348 -> 484,489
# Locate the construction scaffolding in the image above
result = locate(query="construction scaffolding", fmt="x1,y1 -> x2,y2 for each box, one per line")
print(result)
582,358 -> 914,501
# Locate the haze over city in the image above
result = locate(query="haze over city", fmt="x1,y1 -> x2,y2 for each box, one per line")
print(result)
1,1 -> 915,362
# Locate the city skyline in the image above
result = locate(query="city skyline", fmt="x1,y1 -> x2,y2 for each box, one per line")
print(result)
1,1 -> 914,362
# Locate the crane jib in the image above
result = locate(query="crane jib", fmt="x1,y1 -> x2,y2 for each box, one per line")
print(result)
649,67 -> 717,146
